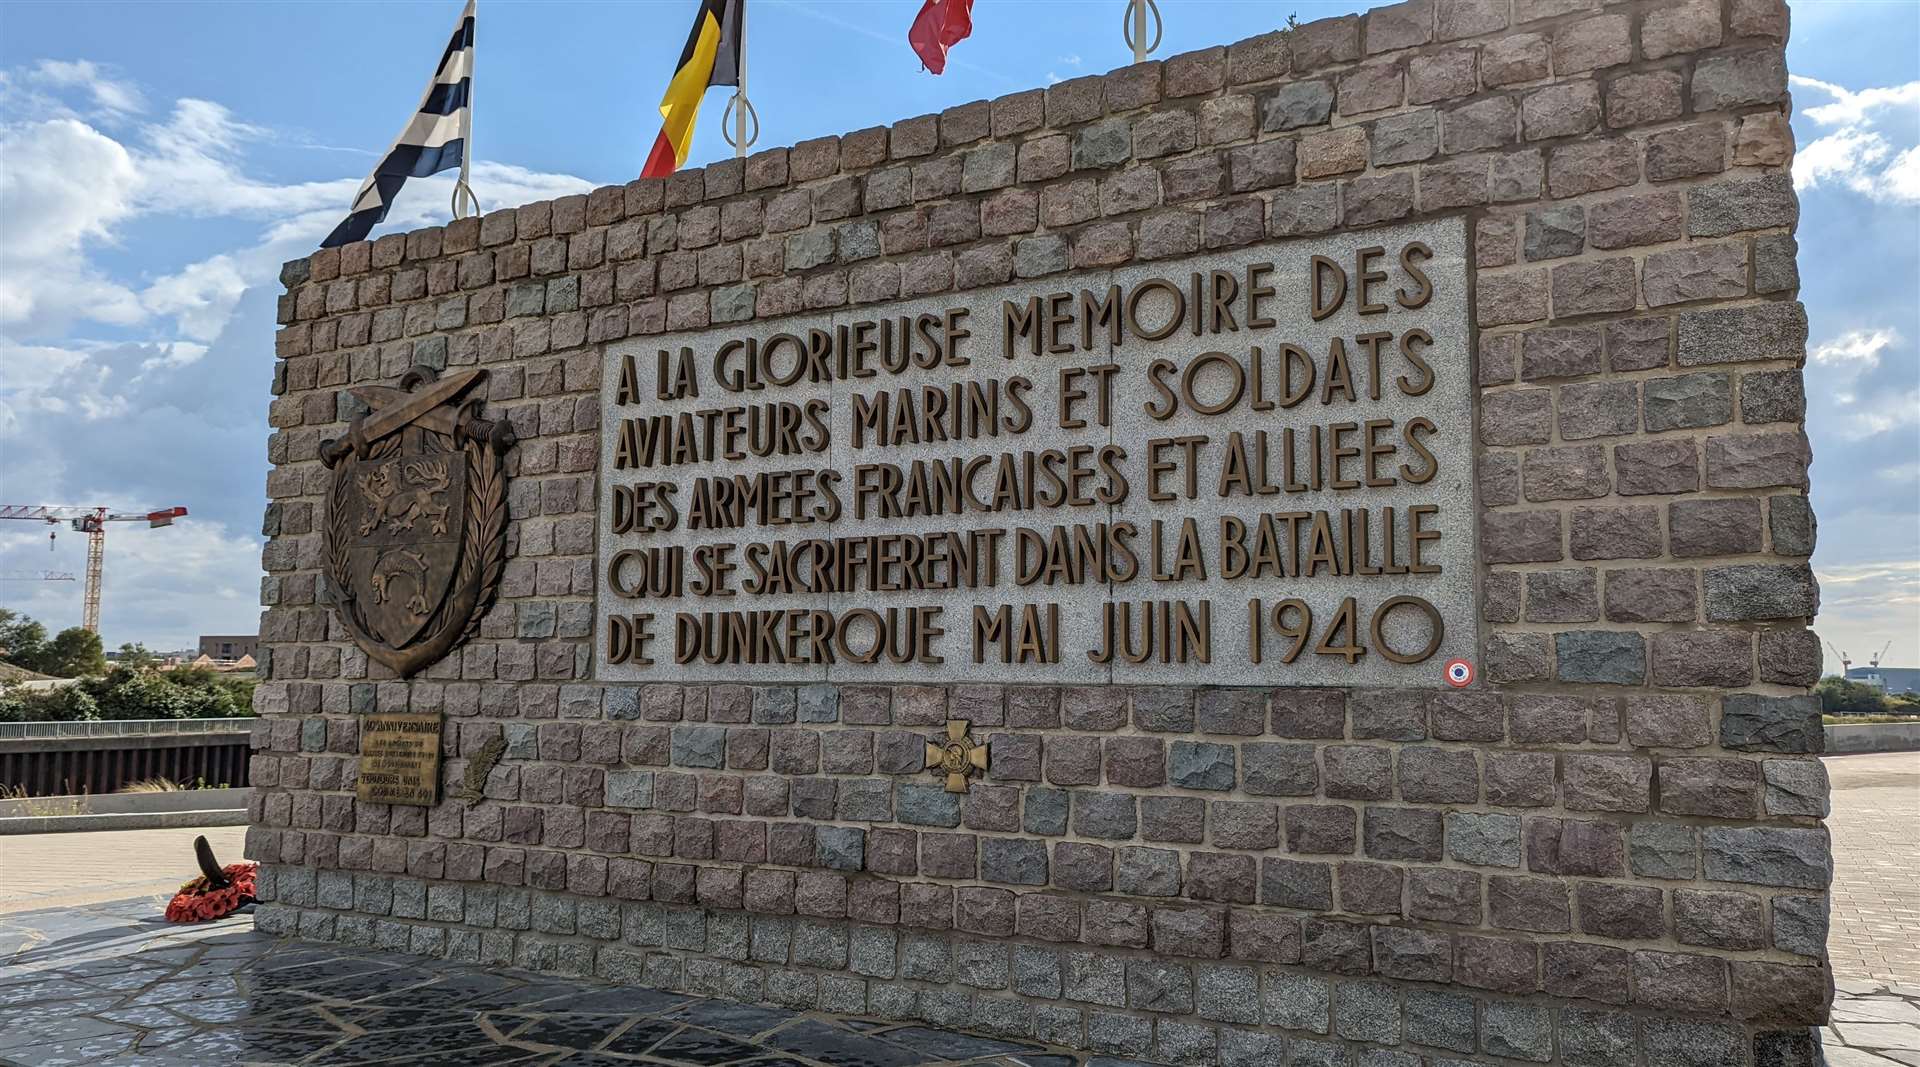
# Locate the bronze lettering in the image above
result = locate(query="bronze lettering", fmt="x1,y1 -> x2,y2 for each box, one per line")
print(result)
1356,331 -> 1394,401
1371,595 -> 1443,664
1247,262 -> 1277,328
1208,269 -> 1240,333
1079,285 -> 1123,351
1091,600 -> 1211,664
1398,328 -> 1435,396
1125,278 -> 1186,341
1310,255 -> 1346,321
615,352 -> 642,404
1321,337 -> 1356,403
1003,297 -> 1041,357
1355,246 -> 1389,314
1400,416 -> 1439,483
1363,418 -> 1397,488
1182,351 -> 1245,415
1397,241 -> 1434,308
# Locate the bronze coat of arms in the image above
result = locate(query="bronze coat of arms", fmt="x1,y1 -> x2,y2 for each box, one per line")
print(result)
320,366 -> 515,677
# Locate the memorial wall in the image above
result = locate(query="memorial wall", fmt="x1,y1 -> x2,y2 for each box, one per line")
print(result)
254,1 -> 1829,1062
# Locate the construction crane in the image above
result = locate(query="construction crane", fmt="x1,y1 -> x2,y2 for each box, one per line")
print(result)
0,505 -> 189,634
1871,640 -> 1893,668
1825,641 -> 1851,675
0,570 -> 77,582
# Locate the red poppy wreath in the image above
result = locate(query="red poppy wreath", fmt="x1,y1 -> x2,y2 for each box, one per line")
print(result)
165,834 -> 258,923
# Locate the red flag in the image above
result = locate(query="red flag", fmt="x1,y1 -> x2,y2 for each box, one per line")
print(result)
909,0 -> 973,75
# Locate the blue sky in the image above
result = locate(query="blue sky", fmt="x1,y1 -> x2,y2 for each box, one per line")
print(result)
0,0 -> 1915,666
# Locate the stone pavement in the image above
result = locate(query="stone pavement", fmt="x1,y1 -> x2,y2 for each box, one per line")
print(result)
1824,983 -> 1920,1066
0,824 -> 249,915
1819,751 -> 1920,1066
0,895 -> 1133,1066
1823,752 -> 1920,986
0,753 -> 1913,1065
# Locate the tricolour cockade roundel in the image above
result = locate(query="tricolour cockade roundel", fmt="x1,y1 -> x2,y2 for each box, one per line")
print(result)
1444,658 -> 1474,688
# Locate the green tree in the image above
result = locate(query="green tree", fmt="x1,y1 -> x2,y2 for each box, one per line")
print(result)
43,627 -> 107,678
0,608 -> 49,670
117,643 -> 159,670
45,685 -> 100,722
90,669 -> 188,720
1815,675 -> 1889,716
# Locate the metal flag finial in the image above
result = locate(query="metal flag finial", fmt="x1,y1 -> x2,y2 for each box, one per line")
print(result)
1122,0 -> 1163,65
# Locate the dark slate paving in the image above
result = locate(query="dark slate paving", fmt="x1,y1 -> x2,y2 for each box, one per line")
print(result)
882,1025 -> 1046,1059
0,895 -> 1178,1067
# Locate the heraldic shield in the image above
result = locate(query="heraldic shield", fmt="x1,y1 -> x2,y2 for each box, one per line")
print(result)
321,366 -> 515,678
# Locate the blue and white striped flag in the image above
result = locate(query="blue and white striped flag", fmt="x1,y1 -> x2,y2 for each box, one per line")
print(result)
322,0 -> 476,248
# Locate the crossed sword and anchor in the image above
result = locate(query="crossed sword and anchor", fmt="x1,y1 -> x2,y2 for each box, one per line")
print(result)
318,368 -> 509,469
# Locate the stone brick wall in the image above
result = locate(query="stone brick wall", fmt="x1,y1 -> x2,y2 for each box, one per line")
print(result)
253,0 -> 1829,1062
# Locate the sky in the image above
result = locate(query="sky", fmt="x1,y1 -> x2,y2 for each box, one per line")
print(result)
0,0 -> 1915,668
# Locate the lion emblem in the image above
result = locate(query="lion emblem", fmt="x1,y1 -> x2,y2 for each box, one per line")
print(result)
356,459 -> 452,536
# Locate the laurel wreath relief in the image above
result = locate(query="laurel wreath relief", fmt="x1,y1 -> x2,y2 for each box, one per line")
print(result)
325,396 -> 510,679
451,735 -> 507,804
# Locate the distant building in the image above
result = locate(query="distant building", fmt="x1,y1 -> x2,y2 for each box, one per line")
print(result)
186,652 -> 256,673
1846,666 -> 1920,695
198,635 -> 258,663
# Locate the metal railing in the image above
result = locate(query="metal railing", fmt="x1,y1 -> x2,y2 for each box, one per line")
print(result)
0,718 -> 257,797
0,717 -> 256,740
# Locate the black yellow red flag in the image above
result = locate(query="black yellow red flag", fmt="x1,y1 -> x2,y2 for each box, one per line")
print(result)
643,0 -> 744,177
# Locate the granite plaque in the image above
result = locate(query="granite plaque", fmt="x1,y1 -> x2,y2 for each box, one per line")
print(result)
597,217 -> 1477,686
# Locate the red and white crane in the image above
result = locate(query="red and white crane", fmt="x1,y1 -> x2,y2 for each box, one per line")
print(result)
0,505 -> 189,634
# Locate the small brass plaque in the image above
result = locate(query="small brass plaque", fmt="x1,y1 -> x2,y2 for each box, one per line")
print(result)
356,712 -> 444,806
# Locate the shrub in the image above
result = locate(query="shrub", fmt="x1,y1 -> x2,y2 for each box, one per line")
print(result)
0,667 -> 254,723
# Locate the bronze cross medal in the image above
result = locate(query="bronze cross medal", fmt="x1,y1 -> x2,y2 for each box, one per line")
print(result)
925,720 -> 989,793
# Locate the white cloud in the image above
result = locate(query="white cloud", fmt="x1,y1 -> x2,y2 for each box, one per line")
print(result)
1845,401 -> 1920,439
1883,146 -> 1920,204
1794,127 -> 1891,192
0,59 -> 145,122
142,255 -> 248,343
1,61 -> 594,413
137,99 -> 353,219
30,59 -> 145,116
0,118 -> 146,331
0,58 -> 598,646
1811,327 -> 1901,370
1812,559 -> 1920,668
1790,76 -> 1920,203
1808,328 -> 1920,441
1791,75 -> 1920,127
0,518 -> 262,649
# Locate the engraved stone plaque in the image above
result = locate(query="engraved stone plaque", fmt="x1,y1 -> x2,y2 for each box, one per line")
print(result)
597,217 -> 1476,686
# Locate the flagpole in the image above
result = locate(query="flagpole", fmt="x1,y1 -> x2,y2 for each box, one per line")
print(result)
453,0 -> 478,219
734,1 -> 748,159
